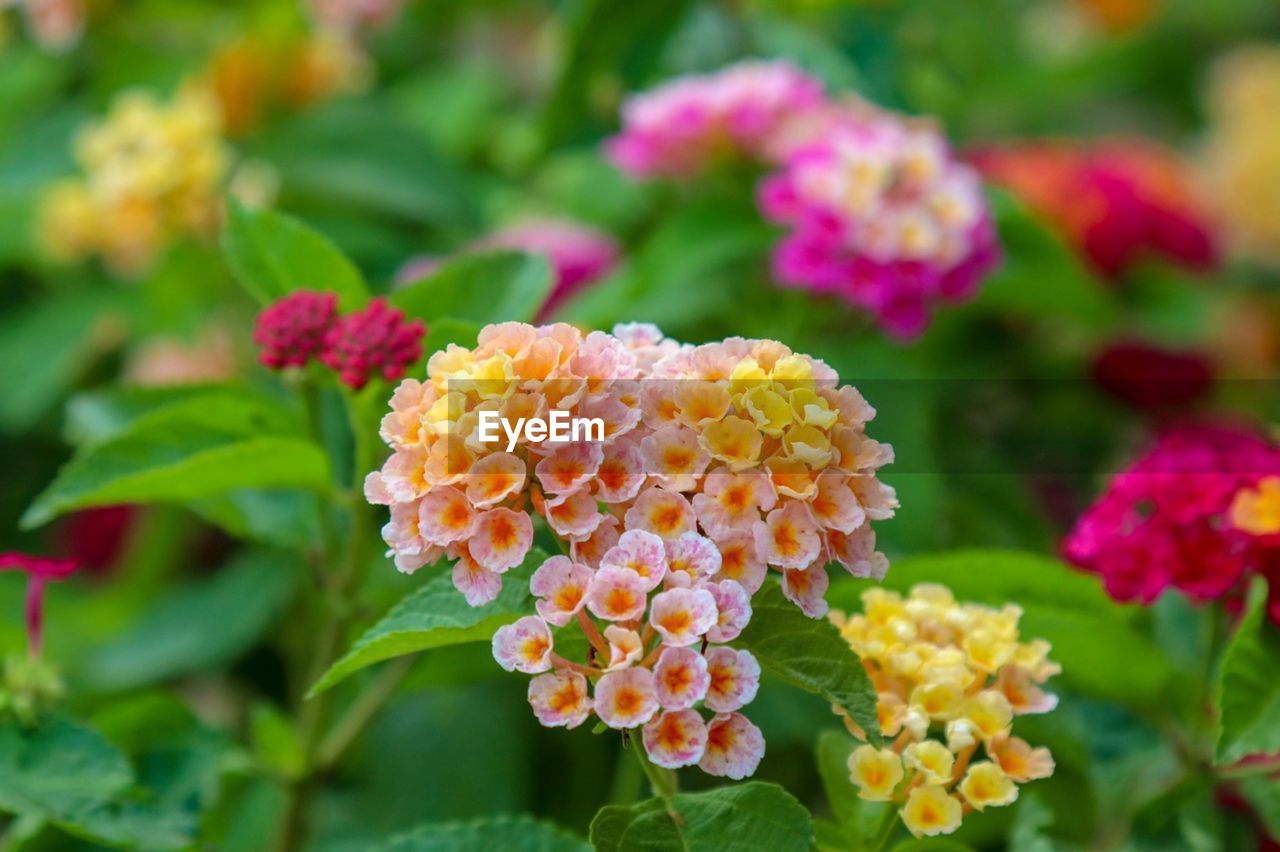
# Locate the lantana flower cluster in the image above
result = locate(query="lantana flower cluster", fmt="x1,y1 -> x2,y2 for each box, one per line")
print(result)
39,86 -> 229,275
605,62 -> 1000,339
254,291 -> 425,390
833,584 -> 1058,839
365,321 -> 897,775
1064,423 -> 1280,623
971,139 -> 1217,280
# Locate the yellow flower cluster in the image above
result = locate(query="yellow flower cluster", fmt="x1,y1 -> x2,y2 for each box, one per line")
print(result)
832,584 -> 1057,838
1206,45 -> 1280,264
38,86 -> 229,275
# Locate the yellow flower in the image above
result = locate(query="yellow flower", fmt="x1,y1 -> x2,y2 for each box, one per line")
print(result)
958,761 -> 1018,810
957,690 -> 1014,742
847,744 -> 904,802
903,740 -> 954,784
900,785 -> 962,838
1230,476 -> 1280,536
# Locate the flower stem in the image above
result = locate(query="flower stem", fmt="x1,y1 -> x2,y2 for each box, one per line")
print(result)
632,735 -> 679,801
865,804 -> 900,852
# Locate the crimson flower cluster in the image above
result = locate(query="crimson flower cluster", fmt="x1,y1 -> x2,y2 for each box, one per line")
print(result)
254,291 -> 425,389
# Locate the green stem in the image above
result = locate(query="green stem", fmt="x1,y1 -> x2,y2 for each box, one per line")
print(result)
632,737 -> 679,801
865,804 -> 899,852
315,656 -> 414,771
1217,755 -> 1280,780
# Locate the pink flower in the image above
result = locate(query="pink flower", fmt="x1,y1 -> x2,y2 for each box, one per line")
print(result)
704,646 -> 761,712
0,552 -> 78,657
479,219 -> 620,319
530,555 -> 593,627
664,533 -> 722,588
544,491 -> 606,541
649,587 -> 718,647
586,567 -> 649,622
466,507 -> 533,572
254,290 -> 337,369
640,424 -> 711,491
703,579 -> 752,643
418,487 -> 478,546
320,298 -> 425,390
715,532 -> 768,594
606,61 -> 825,179
595,440 -> 647,503
528,670 -> 593,728
643,710 -> 710,768
754,502 -> 821,570
453,549 -> 503,606
603,626 -> 644,671
600,529 -> 668,591
535,442 -> 604,497
570,515 -> 620,568
761,111 -> 1000,340
699,712 -> 766,779
653,646 -> 711,710
1063,423 -> 1280,608
595,667 -> 660,729
491,616 -> 553,674
464,452 -> 527,508
624,487 -> 697,540
781,565 -> 830,618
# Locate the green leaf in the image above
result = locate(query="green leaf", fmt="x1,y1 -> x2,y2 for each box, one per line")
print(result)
815,729 -> 862,832
0,291 -> 123,433
21,404 -> 330,529
389,251 -> 553,326
828,550 -> 1174,708
1215,578 -> 1280,764
0,716 -> 194,848
250,703 -> 305,781
890,839 -> 975,851
1240,777 -> 1280,839
63,385 -> 297,445
588,781 -> 814,852
385,814 -> 589,851
221,199 -> 368,310
80,550 -> 302,692
308,549 -> 546,696
737,583 -> 881,746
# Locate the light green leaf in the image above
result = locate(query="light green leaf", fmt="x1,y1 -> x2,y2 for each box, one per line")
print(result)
308,549 -> 546,696
588,781 -> 814,852
384,814 -> 589,851
0,716 -> 194,849
80,550 -> 302,692
1240,777 -> 1280,839
390,251 -> 553,326
737,583 -> 881,746
222,199 -> 368,310
21,406 -> 330,528
1215,578 -> 1280,764
250,703 -> 305,781
63,385 -> 297,446
828,550 -> 1173,708
816,729 -> 862,832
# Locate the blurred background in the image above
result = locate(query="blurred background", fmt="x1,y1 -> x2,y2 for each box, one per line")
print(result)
2,0 -> 1280,849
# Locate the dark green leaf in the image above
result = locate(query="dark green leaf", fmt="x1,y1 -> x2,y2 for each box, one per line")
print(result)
390,251 -> 553,326
1240,777 -> 1280,839
222,199 -> 368,310
384,814 -> 590,851
737,583 -> 881,746
80,549 -> 302,692
588,781 -> 814,852
1215,578 -> 1280,764
308,549 -> 545,696
815,729 -> 861,831
22,403 -> 330,528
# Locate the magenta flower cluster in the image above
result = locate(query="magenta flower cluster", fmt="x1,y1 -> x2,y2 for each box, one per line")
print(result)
254,291 -> 425,390
605,62 -> 1001,339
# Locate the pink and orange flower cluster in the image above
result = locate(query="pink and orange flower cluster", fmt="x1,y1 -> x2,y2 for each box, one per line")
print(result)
365,321 -> 898,774
605,62 -> 1000,339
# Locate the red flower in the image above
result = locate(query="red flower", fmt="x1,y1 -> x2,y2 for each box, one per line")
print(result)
1091,340 -> 1214,414
254,290 -> 339,369
320,298 -> 425,390
0,552 -> 78,657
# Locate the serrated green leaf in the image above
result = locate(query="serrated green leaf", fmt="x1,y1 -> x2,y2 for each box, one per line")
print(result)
80,550 -> 302,692
1215,578 -> 1280,764
222,199 -> 368,310
389,251 -> 552,326
737,583 -> 881,746
21,404 -> 330,528
828,550 -> 1173,708
0,716 -> 194,849
384,814 -> 589,851
63,384 -> 289,446
588,781 -> 814,852
308,549 -> 546,696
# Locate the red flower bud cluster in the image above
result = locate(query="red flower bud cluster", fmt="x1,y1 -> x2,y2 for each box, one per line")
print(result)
255,292 -> 425,389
